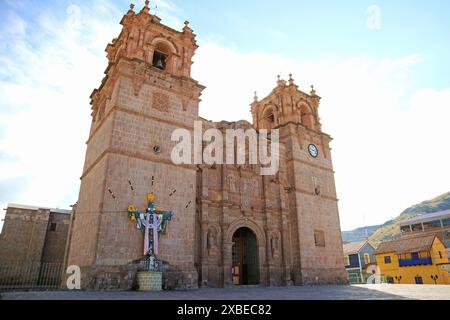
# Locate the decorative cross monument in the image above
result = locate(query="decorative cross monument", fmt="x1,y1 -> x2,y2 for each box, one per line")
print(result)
128,193 -> 174,257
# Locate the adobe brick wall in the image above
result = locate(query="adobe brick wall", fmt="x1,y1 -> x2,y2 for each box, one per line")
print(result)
0,207 -> 49,263
0,206 -> 71,286
41,212 -> 71,263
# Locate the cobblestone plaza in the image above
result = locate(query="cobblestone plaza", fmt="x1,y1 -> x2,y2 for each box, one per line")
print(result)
2,285 -> 449,300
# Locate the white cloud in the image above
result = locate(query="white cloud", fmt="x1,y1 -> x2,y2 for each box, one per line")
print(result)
192,44 -> 450,230
0,0 -> 185,231
0,2 -> 123,230
153,0 -> 178,11
152,0 -> 183,30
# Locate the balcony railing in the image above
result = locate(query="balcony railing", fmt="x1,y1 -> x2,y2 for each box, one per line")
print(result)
399,257 -> 432,267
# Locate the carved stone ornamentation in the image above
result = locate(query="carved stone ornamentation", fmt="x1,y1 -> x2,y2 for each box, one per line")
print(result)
270,232 -> 280,258
132,63 -> 148,96
152,92 -> 170,112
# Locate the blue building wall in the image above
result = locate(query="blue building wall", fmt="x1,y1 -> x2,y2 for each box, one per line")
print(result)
358,242 -> 376,269
344,242 -> 376,270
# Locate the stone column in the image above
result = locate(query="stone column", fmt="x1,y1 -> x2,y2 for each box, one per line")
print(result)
281,211 -> 293,286
200,210 -> 209,287
222,240 -> 233,288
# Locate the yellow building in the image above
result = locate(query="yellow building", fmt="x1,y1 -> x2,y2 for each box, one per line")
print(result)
375,234 -> 450,285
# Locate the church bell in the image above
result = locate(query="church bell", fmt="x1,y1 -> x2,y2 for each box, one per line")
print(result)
155,57 -> 164,69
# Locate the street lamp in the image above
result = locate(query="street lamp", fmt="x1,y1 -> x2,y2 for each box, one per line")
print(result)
395,276 -> 402,284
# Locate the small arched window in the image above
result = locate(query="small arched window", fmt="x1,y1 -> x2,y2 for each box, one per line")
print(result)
152,51 -> 167,70
299,105 -> 314,130
152,42 -> 172,71
262,108 -> 276,129
267,112 -> 275,124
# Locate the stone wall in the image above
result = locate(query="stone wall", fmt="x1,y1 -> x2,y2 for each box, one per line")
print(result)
0,207 -> 49,263
136,271 -> 162,291
0,205 -> 71,287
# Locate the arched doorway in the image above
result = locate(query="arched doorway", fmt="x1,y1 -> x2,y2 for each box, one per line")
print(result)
232,227 -> 259,285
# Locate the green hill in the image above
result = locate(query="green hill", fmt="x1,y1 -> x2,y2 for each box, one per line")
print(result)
342,191 -> 450,246
342,225 -> 380,243
400,192 -> 450,216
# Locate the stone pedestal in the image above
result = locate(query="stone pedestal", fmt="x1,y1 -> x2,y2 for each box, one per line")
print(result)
136,271 -> 163,291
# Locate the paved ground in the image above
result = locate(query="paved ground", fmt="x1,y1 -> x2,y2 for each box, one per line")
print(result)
1,284 -> 450,300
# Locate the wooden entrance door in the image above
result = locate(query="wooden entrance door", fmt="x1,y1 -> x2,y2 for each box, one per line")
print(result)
231,228 -> 259,285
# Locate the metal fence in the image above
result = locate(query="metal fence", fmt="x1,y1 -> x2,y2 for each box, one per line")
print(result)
138,256 -> 164,272
348,272 -> 388,284
348,273 -> 364,284
0,261 -> 64,291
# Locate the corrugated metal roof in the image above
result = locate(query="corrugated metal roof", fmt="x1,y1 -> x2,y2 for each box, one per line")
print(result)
401,209 -> 450,225
375,234 -> 437,255
7,203 -> 72,215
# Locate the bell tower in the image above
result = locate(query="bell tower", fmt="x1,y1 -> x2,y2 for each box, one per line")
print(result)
251,75 -> 347,284
66,2 -> 205,289
251,74 -> 322,131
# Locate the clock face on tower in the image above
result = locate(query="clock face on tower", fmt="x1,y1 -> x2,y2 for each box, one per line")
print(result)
308,144 -> 319,158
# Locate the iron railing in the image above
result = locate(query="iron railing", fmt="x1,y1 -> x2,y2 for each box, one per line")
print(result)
0,261 -> 64,291
138,256 -> 164,272
399,257 -> 432,267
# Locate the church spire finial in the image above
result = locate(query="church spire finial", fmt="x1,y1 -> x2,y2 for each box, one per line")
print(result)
310,85 -> 317,96
141,0 -> 150,14
277,75 -> 286,87
183,20 -> 193,34
128,3 -> 135,14
288,73 -> 295,86
253,91 -> 258,102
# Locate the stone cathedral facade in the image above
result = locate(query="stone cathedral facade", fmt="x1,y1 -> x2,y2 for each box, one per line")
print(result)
66,3 -> 348,289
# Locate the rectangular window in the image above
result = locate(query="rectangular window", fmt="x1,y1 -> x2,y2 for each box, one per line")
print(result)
384,256 -> 392,264
348,254 -> 360,267
345,256 -> 350,266
423,220 -> 442,230
400,225 -> 411,233
314,230 -> 325,247
442,218 -> 450,227
49,222 -> 57,232
415,276 -> 423,285
364,253 -> 371,264
411,224 -> 423,232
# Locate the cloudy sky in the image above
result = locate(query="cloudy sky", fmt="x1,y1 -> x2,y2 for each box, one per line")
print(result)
0,0 -> 449,232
